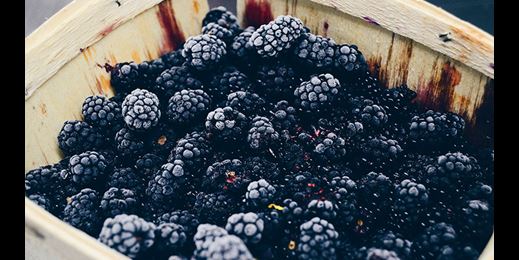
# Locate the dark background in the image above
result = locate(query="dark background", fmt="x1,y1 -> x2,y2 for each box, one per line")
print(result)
25,0 -> 493,36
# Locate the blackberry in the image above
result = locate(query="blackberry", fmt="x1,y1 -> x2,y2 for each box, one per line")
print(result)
393,153 -> 434,182
333,44 -> 367,74
202,6 -> 241,35
207,66 -> 252,99
28,194 -> 52,211
153,223 -> 187,252
182,34 -> 227,71
57,120 -> 103,155
107,167 -> 145,195
143,123 -> 179,158
146,161 -> 190,207
364,248 -> 401,260
115,127 -> 145,158
110,62 -> 140,93
193,224 -> 229,259
247,116 -> 280,151
98,214 -> 156,258
357,172 -> 393,218
305,199 -> 337,220
225,212 -> 265,245
275,198 -> 306,233
226,91 -> 266,117
327,175 -> 358,228
135,153 -> 164,181
249,15 -> 304,57
25,165 -> 61,194
269,100 -> 299,132
167,89 -> 211,125
63,188 -> 101,235
154,65 -> 203,99
327,175 -> 357,202
294,73 -> 342,113
169,131 -> 212,172
206,235 -> 255,260
228,26 -> 258,72
245,179 -> 277,207
81,95 -> 122,130
157,210 -> 200,238
347,70 -> 383,97
202,22 -> 235,43
194,192 -> 238,225
351,98 -> 389,129
203,159 -> 253,194
283,171 -> 326,204
458,200 -> 492,244
161,49 -> 186,68
274,134 -> 312,172
121,89 -> 161,131
313,132 -> 347,163
292,33 -> 336,71
412,223 -> 457,260
255,60 -> 300,100
205,107 -> 249,144
68,151 -> 108,187
139,58 -> 167,87
422,152 -> 481,199
390,179 -> 429,233
297,217 -> 339,260
372,230 -> 412,259
242,156 -> 281,181
100,187 -> 139,218
378,85 -> 417,120
360,135 -> 403,165
464,181 -> 493,202
408,110 -> 465,147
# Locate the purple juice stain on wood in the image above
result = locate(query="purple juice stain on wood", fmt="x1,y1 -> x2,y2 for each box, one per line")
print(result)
244,0 -> 274,28
416,60 -> 462,112
323,21 -> 329,37
156,1 -> 185,54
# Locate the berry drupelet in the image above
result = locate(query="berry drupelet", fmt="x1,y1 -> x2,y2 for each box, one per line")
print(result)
121,88 -> 161,131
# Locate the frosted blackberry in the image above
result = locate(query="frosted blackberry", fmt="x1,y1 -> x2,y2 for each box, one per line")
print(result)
139,58 -> 167,87
107,167 -> 145,194
25,165 -> 61,194
226,91 -> 266,117
100,187 -> 139,218
205,107 -> 249,144
249,15 -> 304,57
135,153 -> 163,180
81,95 -> 122,130
313,132 -> 347,163
115,127 -> 145,158
293,33 -> 336,70
195,192 -> 238,225
63,188 -> 101,235
334,44 -> 367,73
182,34 -> 227,71
391,179 -> 429,232
412,223 -> 457,260
202,22 -> 234,43
351,98 -> 388,129
270,100 -> 299,132
305,199 -> 338,220
207,66 -> 252,99
255,60 -> 300,100
122,89 -> 161,131
379,85 -> 417,120
326,175 -> 358,227
161,49 -> 186,68
408,110 -> 465,147
110,62 -> 140,93
247,116 -> 280,150
358,172 -> 393,217
203,159 -> 252,194
464,181 -> 493,202
372,230 -> 412,259
154,66 -> 203,99
169,131 -> 212,172
283,171 -> 325,204
98,214 -> 156,258
157,210 -> 200,238
297,217 -> 339,260
68,151 -> 108,186
348,70 -> 383,98
207,235 -> 255,260
361,135 -> 403,163
229,26 -> 257,72
458,200 -> 492,243
245,179 -> 276,207
225,212 -> 265,244
146,161 -> 190,207
242,156 -> 281,181
167,89 -> 211,125
202,6 -> 241,35
193,224 -> 229,259
154,223 -> 187,252
294,73 -> 342,112
57,120 -> 103,155
364,248 -> 401,260
28,194 -> 52,211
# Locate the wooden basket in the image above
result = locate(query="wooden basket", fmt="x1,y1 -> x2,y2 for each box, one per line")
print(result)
25,0 -> 494,259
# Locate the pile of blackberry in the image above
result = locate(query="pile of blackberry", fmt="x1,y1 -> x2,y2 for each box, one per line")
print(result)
25,7 -> 493,260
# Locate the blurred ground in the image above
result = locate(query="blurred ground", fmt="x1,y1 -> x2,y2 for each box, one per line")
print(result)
25,0 -> 493,36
